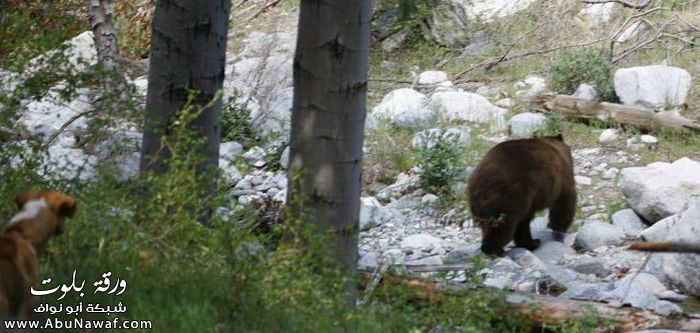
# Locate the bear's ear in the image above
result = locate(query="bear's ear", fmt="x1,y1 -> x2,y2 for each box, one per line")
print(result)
554,134 -> 564,141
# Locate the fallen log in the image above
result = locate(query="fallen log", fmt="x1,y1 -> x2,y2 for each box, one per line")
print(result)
360,272 -> 700,332
532,94 -> 700,134
630,241 -> 700,254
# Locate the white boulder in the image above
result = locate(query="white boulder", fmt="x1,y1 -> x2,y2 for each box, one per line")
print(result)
663,202 -> 700,296
620,158 -> 700,222
614,65 -> 692,109
508,112 -> 547,138
372,88 -> 434,128
428,90 -> 506,130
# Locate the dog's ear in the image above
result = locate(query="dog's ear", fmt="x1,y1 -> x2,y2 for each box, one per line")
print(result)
59,198 -> 77,218
14,192 -> 33,209
44,192 -> 77,218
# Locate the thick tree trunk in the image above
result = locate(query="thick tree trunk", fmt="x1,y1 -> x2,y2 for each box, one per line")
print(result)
140,0 -> 231,221
533,94 -> 700,133
286,0 -> 372,303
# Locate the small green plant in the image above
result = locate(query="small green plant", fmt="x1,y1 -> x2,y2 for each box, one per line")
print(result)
418,130 -> 465,194
550,47 -> 616,102
220,92 -> 257,145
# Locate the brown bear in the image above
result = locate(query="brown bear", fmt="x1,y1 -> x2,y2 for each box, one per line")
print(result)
468,135 -> 576,256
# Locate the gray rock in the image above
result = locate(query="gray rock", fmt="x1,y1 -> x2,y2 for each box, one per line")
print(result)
608,280 -> 682,315
406,255 -> 443,266
358,251 -> 380,270
573,83 -> 597,101
640,134 -> 658,145
508,249 -> 547,270
242,146 -> 267,167
642,254 -> 668,283
387,194 -> 422,211
611,209 -> 645,237
360,197 -> 403,229
575,175 -> 592,186
372,88 -> 433,129
514,75 -> 547,102
614,65 -> 692,109
532,241 -> 575,264
578,3 -> 615,23
416,71 -> 450,85
219,159 -> 242,184
19,87 -> 92,144
461,31 -> 496,58
400,234 -> 443,253
428,0 -> 535,47
508,112 -> 547,138
24,31 -> 97,76
42,145 -> 96,181
428,90 -> 506,131
574,221 -> 625,250
639,214 -> 679,241
601,167 -> 619,180
663,202 -> 700,296
620,157 -> 700,222
279,146 -> 290,170
420,194 -> 440,206
495,98 -> 514,108
445,244 -> 480,263
220,141 -> 244,160
251,86 -> 293,137
599,128 -> 620,144
569,256 -> 611,277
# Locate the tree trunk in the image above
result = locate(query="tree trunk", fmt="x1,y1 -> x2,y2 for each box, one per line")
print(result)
287,0 -> 372,303
140,0 -> 231,220
89,0 -> 126,97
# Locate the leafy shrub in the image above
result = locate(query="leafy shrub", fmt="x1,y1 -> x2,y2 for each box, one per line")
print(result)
550,47 -> 616,101
418,130 -> 465,194
0,1 -> 87,70
220,92 -> 258,145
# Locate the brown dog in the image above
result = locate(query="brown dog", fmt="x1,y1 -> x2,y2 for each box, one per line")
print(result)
0,191 -> 76,319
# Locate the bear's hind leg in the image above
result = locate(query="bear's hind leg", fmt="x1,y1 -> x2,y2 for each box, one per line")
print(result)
548,189 -> 577,241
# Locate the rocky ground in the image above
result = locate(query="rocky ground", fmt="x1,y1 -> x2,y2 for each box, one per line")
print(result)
2,0 -> 700,329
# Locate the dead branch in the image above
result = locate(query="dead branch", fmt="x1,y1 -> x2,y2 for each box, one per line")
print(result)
41,108 -> 96,149
630,241 -> 700,254
533,94 -> 700,133
582,0 -> 652,9
359,273 -> 700,332
368,78 -> 415,84
456,37 -> 609,79
244,0 -> 282,24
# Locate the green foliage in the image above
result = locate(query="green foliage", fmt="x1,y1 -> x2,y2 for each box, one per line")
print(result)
418,130 -> 466,194
220,92 -> 258,145
550,47 -> 616,102
377,0 -> 433,43
0,1 -> 87,71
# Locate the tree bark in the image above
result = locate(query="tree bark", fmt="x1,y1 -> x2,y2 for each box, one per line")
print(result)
89,0 -> 127,97
140,0 -> 231,221
533,94 -> 700,133
286,0 -> 372,304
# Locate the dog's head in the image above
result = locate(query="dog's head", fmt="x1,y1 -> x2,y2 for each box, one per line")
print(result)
13,191 -> 76,235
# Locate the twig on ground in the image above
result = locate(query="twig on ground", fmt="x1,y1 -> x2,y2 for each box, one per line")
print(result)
581,0 -> 651,9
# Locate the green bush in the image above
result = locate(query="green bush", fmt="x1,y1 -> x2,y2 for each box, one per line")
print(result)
550,47 -> 616,102
418,130 -> 465,194
220,92 -> 257,145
